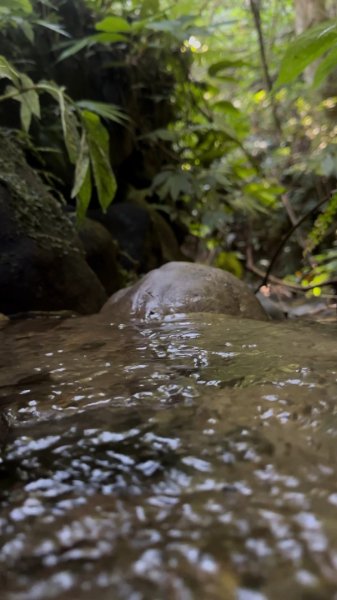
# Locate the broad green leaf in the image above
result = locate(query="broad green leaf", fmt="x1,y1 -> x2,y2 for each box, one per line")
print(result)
73,133 -> 93,220
44,84 -> 80,163
16,19 -> 34,42
214,251 -> 243,278
90,32 -> 128,44
276,20 -> 337,87
19,74 -> 40,117
57,37 -> 92,62
63,106 -> 81,164
75,100 -> 129,125
95,16 -> 131,33
212,100 -> 242,116
0,0 -> 32,14
71,132 -> 90,199
81,110 -> 117,212
77,166 -> 92,221
0,56 -> 19,85
208,58 -> 249,77
34,19 -> 70,37
313,46 -> 337,88
16,73 -> 40,131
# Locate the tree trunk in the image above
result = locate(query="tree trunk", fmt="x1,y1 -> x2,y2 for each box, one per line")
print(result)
294,0 -> 327,35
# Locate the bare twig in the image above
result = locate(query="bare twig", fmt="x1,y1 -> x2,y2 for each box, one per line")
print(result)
249,0 -> 282,135
257,191 -> 333,290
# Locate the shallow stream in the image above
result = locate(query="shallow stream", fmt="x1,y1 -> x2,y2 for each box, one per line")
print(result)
1,312 -> 337,599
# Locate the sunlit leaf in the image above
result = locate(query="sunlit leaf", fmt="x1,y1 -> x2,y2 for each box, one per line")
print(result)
95,16 -> 131,33
76,100 -> 129,125
276,20 -> 337,87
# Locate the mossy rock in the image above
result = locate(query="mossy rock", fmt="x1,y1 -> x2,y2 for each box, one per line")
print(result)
0,130 -> 106,315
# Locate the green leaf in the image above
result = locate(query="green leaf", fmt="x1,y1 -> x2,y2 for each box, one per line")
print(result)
75,100 -> 129,125
95,16 -> 131,33
212,100 -> 242,116
15,74 -> 40,131
73,133 -> 93,221
0,55 -> 19,85
57,37 -> 92,62
71,132 -> 90,199
313,46 -> 337,87
34,19 -> 70,37
276,20 -> 337,87
17,19 -> 34,43
208,58 -> 249,77
90,32 -> 128,44
42,81 -> 80,163
77,166 -> 92,222
0,0 -> 32,14
19,74 -> 40,117
81,110 -> 117,212
151,170 -> 192,201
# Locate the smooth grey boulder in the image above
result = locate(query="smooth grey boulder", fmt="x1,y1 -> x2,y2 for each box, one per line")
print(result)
101,261 -> 267,321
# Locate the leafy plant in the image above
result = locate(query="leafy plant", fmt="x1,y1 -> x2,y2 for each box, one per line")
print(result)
0,54 -> 127,216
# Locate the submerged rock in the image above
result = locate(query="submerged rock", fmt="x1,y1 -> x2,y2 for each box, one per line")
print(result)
101,261 -> 267,320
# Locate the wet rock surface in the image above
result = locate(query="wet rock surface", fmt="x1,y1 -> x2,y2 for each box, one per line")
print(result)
1,313 -> 337,598
102,261 -> 267,321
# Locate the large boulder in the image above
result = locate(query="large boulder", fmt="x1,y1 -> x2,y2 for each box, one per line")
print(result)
101,261 -> 267,321
89,201 -> 185,273
75,217 -> 123,296
0,131 -> 107,315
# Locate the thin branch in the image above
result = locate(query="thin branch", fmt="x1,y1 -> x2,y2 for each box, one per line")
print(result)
249,0 -> 282,135
254,191 -> 334,290
246,246 -> 337,294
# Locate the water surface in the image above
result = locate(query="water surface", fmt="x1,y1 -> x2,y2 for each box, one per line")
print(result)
1,313 -> 337,599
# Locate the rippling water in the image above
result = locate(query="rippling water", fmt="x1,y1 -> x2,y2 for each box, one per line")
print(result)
1,312 -> 337,599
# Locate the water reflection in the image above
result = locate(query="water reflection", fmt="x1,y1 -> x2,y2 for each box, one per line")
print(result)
1,314 -> 337,598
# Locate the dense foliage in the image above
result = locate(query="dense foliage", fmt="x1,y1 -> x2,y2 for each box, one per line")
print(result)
1,0 -> 337,295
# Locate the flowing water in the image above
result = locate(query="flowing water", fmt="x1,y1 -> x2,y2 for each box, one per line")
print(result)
1,312 -> 337,599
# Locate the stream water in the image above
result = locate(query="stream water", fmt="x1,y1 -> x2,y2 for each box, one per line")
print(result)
1,312 -> 337,599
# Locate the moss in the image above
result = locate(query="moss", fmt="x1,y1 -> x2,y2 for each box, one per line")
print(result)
0,130 -> 82,257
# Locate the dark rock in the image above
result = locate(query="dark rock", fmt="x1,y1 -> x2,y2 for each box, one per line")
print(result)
89,201 -> 185,273
76,218 -> 123,295
0,131 -> 107,315
101,261 -> 268,321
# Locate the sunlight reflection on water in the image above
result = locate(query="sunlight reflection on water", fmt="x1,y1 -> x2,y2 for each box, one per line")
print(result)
1,314 -> 337,598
